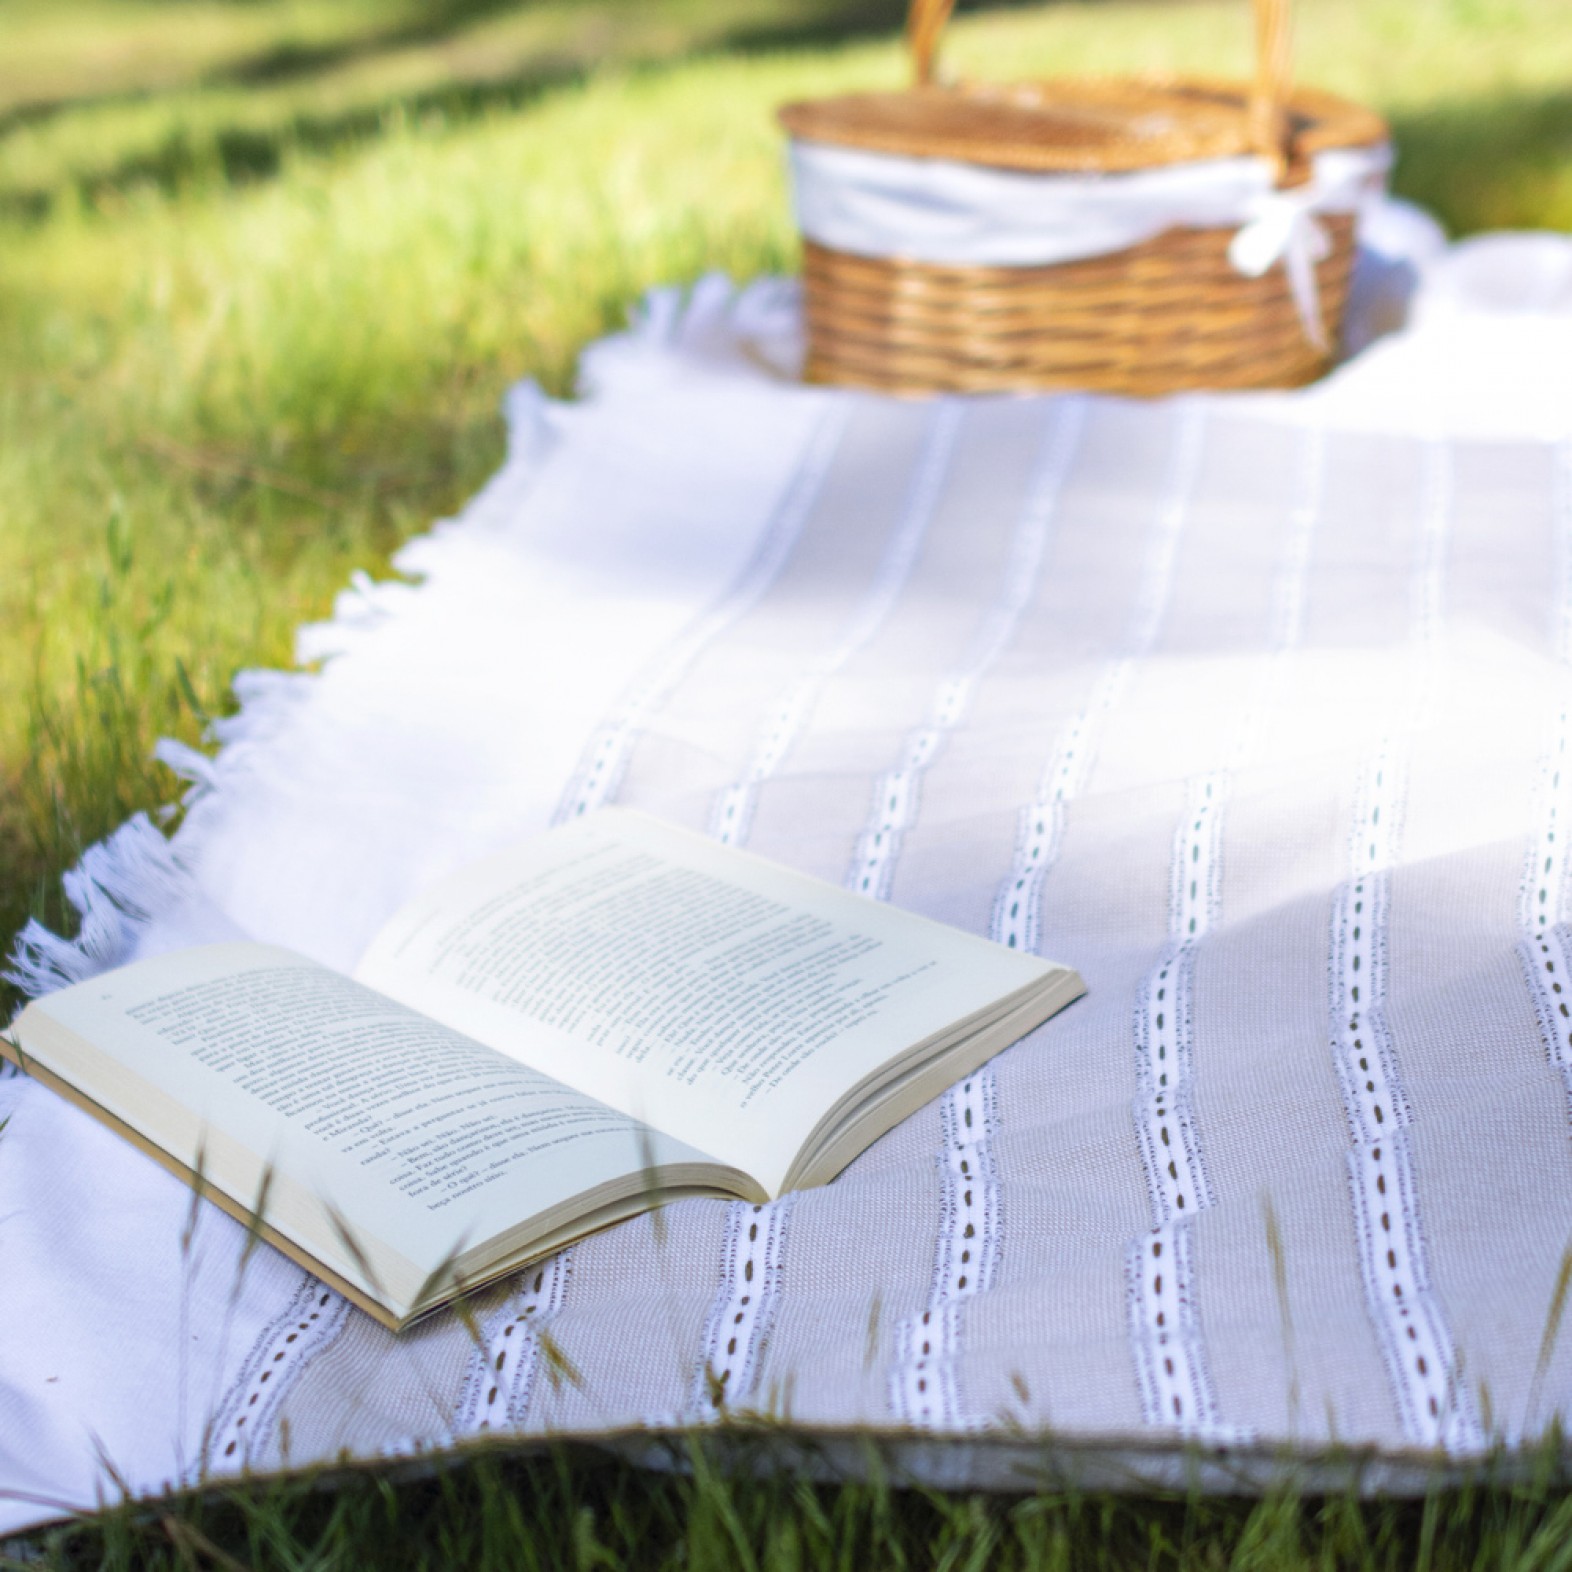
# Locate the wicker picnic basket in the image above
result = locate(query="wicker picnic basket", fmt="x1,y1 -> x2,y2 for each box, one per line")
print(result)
777,0 -> 1389,395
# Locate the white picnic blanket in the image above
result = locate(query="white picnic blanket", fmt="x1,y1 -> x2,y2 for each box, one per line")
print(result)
7,203 -> 1572,1530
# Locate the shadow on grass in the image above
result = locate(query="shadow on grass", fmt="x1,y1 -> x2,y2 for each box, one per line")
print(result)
0,0 -> 923,224
2,0 -> 1140,228
1388,87 -> 1572,233
19,1432 -> 1572,1572
0,0 -> 908,146
7,8 -> 1572,238
0,0 -> 529,140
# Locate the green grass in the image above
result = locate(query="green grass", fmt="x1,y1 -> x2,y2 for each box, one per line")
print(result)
16,1437 -> 1572,1571
6,0 -> 1572,993
4,0 -> 1572,1561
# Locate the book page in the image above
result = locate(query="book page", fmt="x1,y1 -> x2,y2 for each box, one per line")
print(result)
357,809 -> 1064,1194
11,943 -> 715,1317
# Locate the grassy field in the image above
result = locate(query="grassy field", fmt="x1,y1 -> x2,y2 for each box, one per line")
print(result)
19,1439 -> 1572,1569
4,0 -> 1572,1562
7,0 -> 1572,999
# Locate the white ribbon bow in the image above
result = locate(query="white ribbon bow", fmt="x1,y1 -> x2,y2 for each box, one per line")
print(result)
1228,186 -> 1335,351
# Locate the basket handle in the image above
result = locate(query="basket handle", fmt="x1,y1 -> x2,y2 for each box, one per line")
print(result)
906,0 -> 956,88
1247,0 -> 1294,178
906,0 -> 1297,178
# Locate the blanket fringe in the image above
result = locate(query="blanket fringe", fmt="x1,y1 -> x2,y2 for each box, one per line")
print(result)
5,815 -> 193,999
579,274 -> 801,396
6,273 -> 779,1003
4,352 -> 568,999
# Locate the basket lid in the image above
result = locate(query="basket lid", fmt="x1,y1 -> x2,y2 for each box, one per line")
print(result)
777,78 -> 1387,175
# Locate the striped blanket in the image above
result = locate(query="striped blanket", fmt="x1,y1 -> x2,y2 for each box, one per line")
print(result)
6,220 -> 1572,1528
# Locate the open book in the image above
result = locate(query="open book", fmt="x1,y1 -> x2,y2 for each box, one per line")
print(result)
4,810 -> 1083,1330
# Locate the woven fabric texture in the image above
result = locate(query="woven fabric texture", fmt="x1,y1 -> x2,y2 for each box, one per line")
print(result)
6,230 -> 1572,1529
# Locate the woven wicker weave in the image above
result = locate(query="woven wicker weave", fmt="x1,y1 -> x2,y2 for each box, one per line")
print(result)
778,0 -> 1387,395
